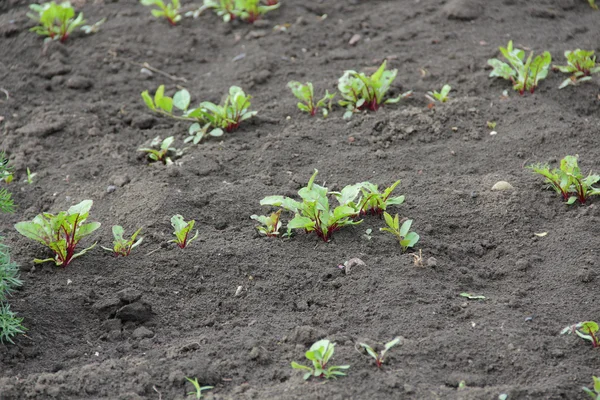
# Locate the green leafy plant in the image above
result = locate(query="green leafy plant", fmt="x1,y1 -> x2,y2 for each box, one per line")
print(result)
380,212 -> 419,252
356,180 -> 404,216
201,0 -> 279,22
561,321 -> 600,348
288,81 -> 335,117
196,0 -> 237,22
426,84 -> 451,103
27,1 -> 86,42
0,240 -> 25,345
0,153 -> 14,214
140,0 -> 181,25
338,60 -> 412,119
250,210 -> 282,237
553,49 -> 600,89
528,155 -> 600,205
487,40 -> 551,95
101,226 -> 143,257
185,377 -> 213,399
291,339 -> 350,380
25,168 -> 37,185
170,215 -> 199,249
0,303 -> 26,344
185,122 -> 224,145
583,376 -> 600,399
237,0 -> 280,22
260,170 -> 362,242
138,136 -> 180,164
357,337 -> 401,368
14,200 -> 100,267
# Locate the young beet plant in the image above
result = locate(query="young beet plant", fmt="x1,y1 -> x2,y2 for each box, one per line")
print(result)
553,49 -> 600,88
138,136 -> 180,164
426,84 -> 452,103
356,180 -> 405,216
201,0 -> 279,22
380,212 -> 419,252
170,215 -> 199,249
291,339 -> 350,380
28,1 -> 86,42
140,0 -> 181,25
583,376 -> 600,400
561,321 -> 600,348
101,226 -> 143,257
358,337 -> 401,368
237,0 -> 280,22
250,210 -> 282,237
488,40 -> 551,94
288,81 -> 335,117
185,377 -> 213,399
338,60 -> 412,119
529,155 -> 600,205
14,200 -> 100,267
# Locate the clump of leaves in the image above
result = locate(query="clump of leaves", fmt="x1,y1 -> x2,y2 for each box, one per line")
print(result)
380,212 -> 419,252
27,1 -> 86,42
357,337 -> 401,368
14,200 -> 100,267
583,376 -> 600,400
237,0 -> 280,22
201,0 -> 279,22
291,339 -> 350,380
250,210 -> 282,237
101,226 -> 143,257
185,122 -> 224,145
260,170 -> 361,242
561,321 -> 600,348
288,81 -> 335,117
138,136 -> 180,164
0,303 -> 26,344
140,0 -> 181,25
356,180 -> 404,216
185,377 -> 213,399
528,155 -> 600,205
488,40 -> 551,94
426,84 -> 451,103
338,60 -> 412,119
553,49 -> 600,89
170,215 -> 199,249
0,240 -> 26,345
0,153 -> 14,214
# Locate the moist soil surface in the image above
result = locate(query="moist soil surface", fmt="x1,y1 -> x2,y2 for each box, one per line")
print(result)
1,0 -> 600,399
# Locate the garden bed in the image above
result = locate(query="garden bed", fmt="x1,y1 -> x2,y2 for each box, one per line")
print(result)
1,0 -> 600,398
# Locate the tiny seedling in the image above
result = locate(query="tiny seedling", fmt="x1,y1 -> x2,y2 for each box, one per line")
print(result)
138,136 -> 179,164
250,210 -> 282,237
237,0 -> 280,22
357,337 -> 401,368
25,168 -> 37,185
199,0 -> 238,22
170,215 -> 199,249
528,155 -> 600,205
140,0 -> 181,26
426,84 -> 451,103
588,0 -> 598,9
583,376 -> 600,400
101,226 -> 143,257
338,60 -> 412,119
561,321 -> 600,348
460,292 -> 486,300
357,180 -> 404,216
487,121 -> 497,130
14,200 -> 100,267
291,339 -> 350,380
185,377 -> 213,399
553,49 -> 600,89
288,81 -> 335,117
487,40 -> 551,94
0,153 -> 14,214
185,122 -> 224,145
380,212 -> 419,252
80,17 -> 106,34
27,1 -> 86,42
363,228 -> 372,240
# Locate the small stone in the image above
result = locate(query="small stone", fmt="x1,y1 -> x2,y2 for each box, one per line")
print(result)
426,257 -> 438,267
112,174 -> 131,187
132,326 -> 154,340
65,349 -> 78,359
116,288 -> 142,303
106,185 -> 116,193
66,76 -> 92,90
348,33 -> 361,45
491,181 -> 514,191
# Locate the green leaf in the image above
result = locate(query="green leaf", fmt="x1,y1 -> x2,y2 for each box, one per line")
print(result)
141,91 -> 156,110
154,85 -> 165,104
173,89 -> 191,111
157,96 -> 173,113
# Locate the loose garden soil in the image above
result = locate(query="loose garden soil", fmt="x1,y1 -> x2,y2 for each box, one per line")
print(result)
1,0 -> 600,399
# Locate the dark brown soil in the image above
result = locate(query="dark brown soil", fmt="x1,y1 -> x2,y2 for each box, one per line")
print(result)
1,0 -> 600,399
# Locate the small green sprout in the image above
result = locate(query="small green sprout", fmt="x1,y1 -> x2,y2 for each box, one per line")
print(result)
201,0 -> 279,22
237,0 -> 280,22
528,155 -> 600,205
250,210 -> 282,237
561,321 -> 600,348
380,212 -> 419,252
138,136 -> 179,164
185,122 -> 224,145
185,377 -> 213,399
0,303 -> 26,344
356,180 -> 404,216
27,1 -> 86,42
288,81 -> 335,117
14,200 -> 100,267
460,292 -> 486,300
0,153 -> 14,214
583,376 -> 600,399
338,60 -> 412,119
487,121 -> 497,130
197,0 -> 237,22
357,337 -> 401,368
291,339 -> 350,380
80,17 -> 106,34
553,49 -> 600,89
363,228 -> 372,240
588,0 -> 598,9
487,40 -> 551,95
140,0 -> 181,26
25,168 -> 37,185
101,226 -> 143,257
170,215 -> 199,249
426,84 -> 451,103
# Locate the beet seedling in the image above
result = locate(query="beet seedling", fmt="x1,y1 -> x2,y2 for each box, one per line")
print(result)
357,180 -> 404,216
185,377 -> 213,399
488,40 -> 551,94
583,376 -> 600,400
288,81 -> 335,117
380,212 -> 419,252
14,200 -> 100,267
0,153 -> 14,214
185,122 -> 224,145
28,1 -> 86,42
140,0 -> 181,25
553,49 -> 600,89
138,136 -> 180,165
426,84 -> 451,103
170,215 -> 199,249
250,210 -> 282,237
357,337 -> 401,368
561,321 -> 600,348
291,339 -> 350,380
338,61 -> 412,119
101,226 -> 143,257
237,0 -> 280,22
200,0 -> 238,22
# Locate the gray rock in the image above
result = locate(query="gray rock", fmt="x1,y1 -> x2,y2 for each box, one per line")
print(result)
66,76 -> 92,90
132,326 -> 154,340
491,181 -> 514,191
116,288 -> 142,303
443,0 -> 484,21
